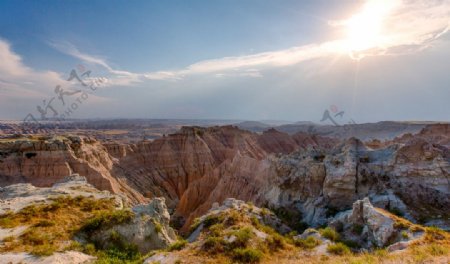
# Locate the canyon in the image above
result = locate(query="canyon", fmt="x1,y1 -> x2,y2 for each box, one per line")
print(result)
0,123 -> 448,234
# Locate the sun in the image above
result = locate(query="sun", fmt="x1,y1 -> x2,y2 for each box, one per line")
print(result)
343,0 -> 398,55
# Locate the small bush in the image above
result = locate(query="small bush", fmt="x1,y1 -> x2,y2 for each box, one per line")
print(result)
203,236 -> 225,253
401,231 -> 409,239
260,208 -> 270,216
80,209 -> 134,233
225,209 -> 242,226
30,243 -> 57,256
209,223 -> 225,237
83,243 -> 97,255
294,236 -> 321,249
327,243 -> 351,255
168,239 -> 188,251
232,248 -> 263,263
319,227 -> 339,241
64,241 -> 83,251
229,227 -> 254,248
21,229 -> 48,246
203,214 -> 224,228
33,219 -> 55,227
189,218 -> 201,234
266,233 -> 287,251
151,218 -> 163,233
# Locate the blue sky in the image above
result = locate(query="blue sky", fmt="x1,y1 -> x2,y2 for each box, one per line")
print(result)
0,0 -> 449,122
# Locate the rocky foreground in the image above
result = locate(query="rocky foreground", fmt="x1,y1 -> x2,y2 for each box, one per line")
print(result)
0,177 -> 449,263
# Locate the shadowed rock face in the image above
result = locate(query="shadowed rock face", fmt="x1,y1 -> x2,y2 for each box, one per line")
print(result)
264,125 -> 449,229
0,124 -> 448,231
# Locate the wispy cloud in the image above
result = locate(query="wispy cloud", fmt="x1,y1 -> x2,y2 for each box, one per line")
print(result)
0,38 -> 66,99
49,0 -> 449,86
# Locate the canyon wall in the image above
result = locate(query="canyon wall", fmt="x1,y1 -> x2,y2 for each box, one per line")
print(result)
0,124 -> 448,231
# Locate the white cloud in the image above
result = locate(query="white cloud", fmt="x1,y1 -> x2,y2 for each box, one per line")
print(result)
49,0 -> 449,85
0,38 -> 114,119
0,39 -> 65,99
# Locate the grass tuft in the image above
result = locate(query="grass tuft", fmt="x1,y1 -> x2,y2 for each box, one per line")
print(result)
319,227 -> 340,241
327,242 -> 351,255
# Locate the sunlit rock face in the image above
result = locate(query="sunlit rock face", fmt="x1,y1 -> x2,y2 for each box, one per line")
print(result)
0,124 -> 448,230
0,136 -> 146,204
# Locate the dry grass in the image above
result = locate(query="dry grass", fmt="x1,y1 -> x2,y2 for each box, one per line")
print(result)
0,195 -> 117,256
175,208 -> 450,264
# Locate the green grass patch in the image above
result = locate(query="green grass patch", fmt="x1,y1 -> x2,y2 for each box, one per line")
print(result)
319,227 -> 339,241
232,248 -> 263,263
168,239 -> 188,251
294,236 -> 322,249
80,209 -> 134,233
327,242 -> 351,255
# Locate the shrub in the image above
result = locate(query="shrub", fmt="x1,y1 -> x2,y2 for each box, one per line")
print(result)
30,243 -> 57,256
327,243 -> 351,255
64,241 -> 83,251
401,231 -> 409,239
33,219 -> 55,227
83,243 -> 97,255
209,223 -> 225,237
21,229 -> 48,246
203,236 -> 225,253
319,227 -> 339,241
189,218 -> 201,234
294,236 -> 321,249
80,209 -> 134,233
260,208 -> 270,216
266,233 -> 287,251
229,227 -> 254,248
232,248 -> 263,263
225,209 -> 242,226
151,218 -> 163,233
203,214 -> 224,228
168,239 -> 188,251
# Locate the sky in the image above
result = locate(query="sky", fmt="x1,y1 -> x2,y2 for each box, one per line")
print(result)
0,0 -> 449,123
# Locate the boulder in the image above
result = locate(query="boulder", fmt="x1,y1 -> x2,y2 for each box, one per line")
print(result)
82,198 -> 177,254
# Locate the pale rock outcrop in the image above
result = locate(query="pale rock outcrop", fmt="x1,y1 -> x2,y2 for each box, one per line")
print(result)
0,251 -> 95,264
349,198 -> 395,247
188,198 -> 291,242
80,197 -> 177,254
0,174 -> 123,214
329,198 -> 423,249
0,136 -> 146,204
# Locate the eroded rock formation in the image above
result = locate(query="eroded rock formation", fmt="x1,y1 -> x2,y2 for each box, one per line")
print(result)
0,124 -> 448,232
